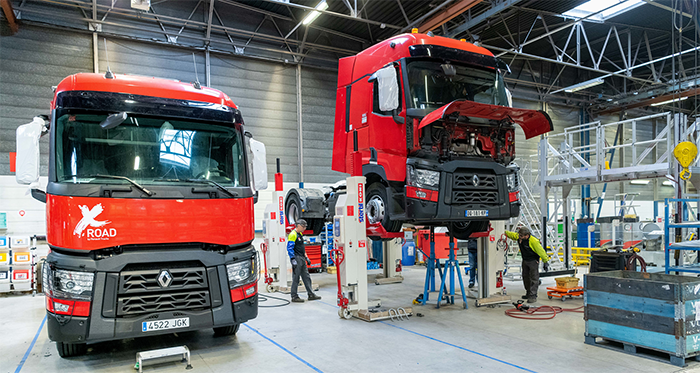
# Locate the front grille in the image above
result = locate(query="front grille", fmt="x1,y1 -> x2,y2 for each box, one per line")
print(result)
119,267 -> 207,294
117,290 -> 210,316
116,265 -> 211,317
453,172 -> 497,190
452,191 -> 498,205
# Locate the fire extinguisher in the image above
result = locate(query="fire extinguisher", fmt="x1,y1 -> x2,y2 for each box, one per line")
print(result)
496,270 -> 503,289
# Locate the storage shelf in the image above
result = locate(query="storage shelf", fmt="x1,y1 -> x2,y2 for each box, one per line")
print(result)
664,198 -> 700,275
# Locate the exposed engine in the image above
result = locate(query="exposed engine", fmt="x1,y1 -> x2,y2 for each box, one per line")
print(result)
419,118 -> 516,165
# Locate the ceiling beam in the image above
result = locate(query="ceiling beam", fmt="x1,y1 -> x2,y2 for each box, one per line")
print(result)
1,0 -> 19,34
445,0 -> 522,38
399,0 -> 453,34
596,87 -> 700,115
417,0 -> 482,33
257,0 -> 402,30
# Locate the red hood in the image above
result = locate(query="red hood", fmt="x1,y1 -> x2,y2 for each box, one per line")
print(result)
47,195 -> 254,250
418,100 -> 553,140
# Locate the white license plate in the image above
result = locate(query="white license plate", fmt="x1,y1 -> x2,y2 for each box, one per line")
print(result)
142,317 -> 189,332
465,210 -> 489,217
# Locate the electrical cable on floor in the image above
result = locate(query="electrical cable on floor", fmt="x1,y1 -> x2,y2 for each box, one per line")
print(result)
258,293 -> 291,307
505,304 -> 584,320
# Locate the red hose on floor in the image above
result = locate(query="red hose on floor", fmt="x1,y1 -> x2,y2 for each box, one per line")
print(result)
505,305 -> 584,320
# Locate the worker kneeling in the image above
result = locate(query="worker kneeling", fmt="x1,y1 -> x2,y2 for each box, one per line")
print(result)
287,219 -> 322,303
505,227 -> 550,303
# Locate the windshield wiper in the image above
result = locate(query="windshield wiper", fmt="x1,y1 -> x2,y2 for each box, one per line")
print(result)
156,178 -> 237,198
86,175 -> 154,196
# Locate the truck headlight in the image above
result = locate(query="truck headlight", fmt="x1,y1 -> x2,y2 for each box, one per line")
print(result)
505,172 -> 518,192
44,266 -> 95,301
407,165 -> 440,190
226,255 -> 257,288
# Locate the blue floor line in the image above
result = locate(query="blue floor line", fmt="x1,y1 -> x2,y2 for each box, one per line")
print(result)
243,324 -> 324,373
15,315 -> 47,373
317,298 -> 535,373
379,321 -> 538,373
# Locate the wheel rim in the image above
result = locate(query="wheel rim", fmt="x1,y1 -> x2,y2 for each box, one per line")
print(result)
288,202 -> 299,225
366,196 -> 385,225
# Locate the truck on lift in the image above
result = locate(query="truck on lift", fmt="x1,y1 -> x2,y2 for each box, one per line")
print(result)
285,32 -> 553,239
15,73 -> 268,357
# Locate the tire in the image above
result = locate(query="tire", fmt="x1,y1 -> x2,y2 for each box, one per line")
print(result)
213,324 -> 240,337
308,218 -> 324,236
447,221 -> 489,240
56,342 -> 87,358
366,182 -> 402,239
285,193 -> 324,235
285,193 -> 303,226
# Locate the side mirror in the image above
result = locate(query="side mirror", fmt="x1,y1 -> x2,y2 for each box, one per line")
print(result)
100,112 -> 128,129
15,117 -> 44,185
246,137 -> 268,192
374,65 -> 399,112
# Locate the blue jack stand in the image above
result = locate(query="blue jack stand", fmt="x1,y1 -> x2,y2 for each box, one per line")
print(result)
421,227 -> 444,306
436,228 -> 468,309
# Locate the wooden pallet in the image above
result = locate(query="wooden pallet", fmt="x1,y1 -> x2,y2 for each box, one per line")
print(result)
585,335 -> 699,367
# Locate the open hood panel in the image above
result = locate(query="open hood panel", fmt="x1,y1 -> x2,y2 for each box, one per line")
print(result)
418,100 -> 553,140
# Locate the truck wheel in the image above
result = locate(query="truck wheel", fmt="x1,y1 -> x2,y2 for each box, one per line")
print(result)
213,324 -> 240,337
448,221 -> 489,240
366,183 -> 402,239
56,341 -> 87,357
286,194 -> 324,235
285,193 -> 303,226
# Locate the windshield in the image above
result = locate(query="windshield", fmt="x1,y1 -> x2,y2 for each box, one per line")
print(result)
55,113 -> 247,187
407,61 -> 508,110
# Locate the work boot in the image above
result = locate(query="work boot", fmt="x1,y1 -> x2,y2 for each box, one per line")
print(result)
291,297 -> 305,303
307,294 -> 322,301
527,297 -> 537,304
468,283 -> 475,289
521,295 -> 529,300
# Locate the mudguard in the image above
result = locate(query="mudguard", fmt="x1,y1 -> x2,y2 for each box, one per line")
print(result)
285,188 -> 325,219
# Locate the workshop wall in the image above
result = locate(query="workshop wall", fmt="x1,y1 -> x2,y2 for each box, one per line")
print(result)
0,24 -> 347,184
0,26 -> 92,175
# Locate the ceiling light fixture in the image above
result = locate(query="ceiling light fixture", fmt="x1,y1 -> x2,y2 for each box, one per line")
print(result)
564,78 -> 605,93
630,179 -> 650,185
663,180 -> 674,186
651,96 -> 688,106
303,0 -> 329,25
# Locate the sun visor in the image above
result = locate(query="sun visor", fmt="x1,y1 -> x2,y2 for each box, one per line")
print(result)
418,100 -> 553,139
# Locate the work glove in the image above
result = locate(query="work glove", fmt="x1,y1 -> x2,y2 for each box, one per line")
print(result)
291,258 -> 298,267
543,261 -> 550,272
306,257 -> 311,266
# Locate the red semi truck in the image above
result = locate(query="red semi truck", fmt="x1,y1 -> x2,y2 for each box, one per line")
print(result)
15,73 -> 268,357
285,32 -> 552,239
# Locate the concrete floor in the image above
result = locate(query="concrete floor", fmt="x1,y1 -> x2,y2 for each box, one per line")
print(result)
2,266 -> 700,373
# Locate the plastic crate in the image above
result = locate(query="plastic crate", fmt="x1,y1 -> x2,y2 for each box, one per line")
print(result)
555,276 -> 580,289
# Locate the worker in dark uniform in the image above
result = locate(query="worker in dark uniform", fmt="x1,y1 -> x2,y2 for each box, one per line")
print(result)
287,219 -> 322,303
467,239 -> 478,288
504,227 -> 550,303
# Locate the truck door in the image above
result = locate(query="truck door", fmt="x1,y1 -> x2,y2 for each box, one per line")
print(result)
368,64 -> 406,182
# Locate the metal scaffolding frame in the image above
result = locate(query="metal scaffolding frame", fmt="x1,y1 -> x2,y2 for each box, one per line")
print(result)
538,112 -> 675,272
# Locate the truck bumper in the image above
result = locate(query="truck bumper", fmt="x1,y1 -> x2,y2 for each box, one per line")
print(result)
44,245 -> 258,344
405,158 -> 519,225
46,296 -> 257,344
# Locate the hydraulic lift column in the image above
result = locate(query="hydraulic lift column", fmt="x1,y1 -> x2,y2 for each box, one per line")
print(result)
334,176 -> 372,317
474,221 -> 511,307
262,159 -> 290,292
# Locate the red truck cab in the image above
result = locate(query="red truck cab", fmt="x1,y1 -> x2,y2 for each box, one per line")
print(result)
331,33 -> 552,238
16,73 -> 267,357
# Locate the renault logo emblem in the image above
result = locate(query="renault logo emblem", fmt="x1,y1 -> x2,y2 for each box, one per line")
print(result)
472,175 -> 480,187
157,270 -> 173,288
